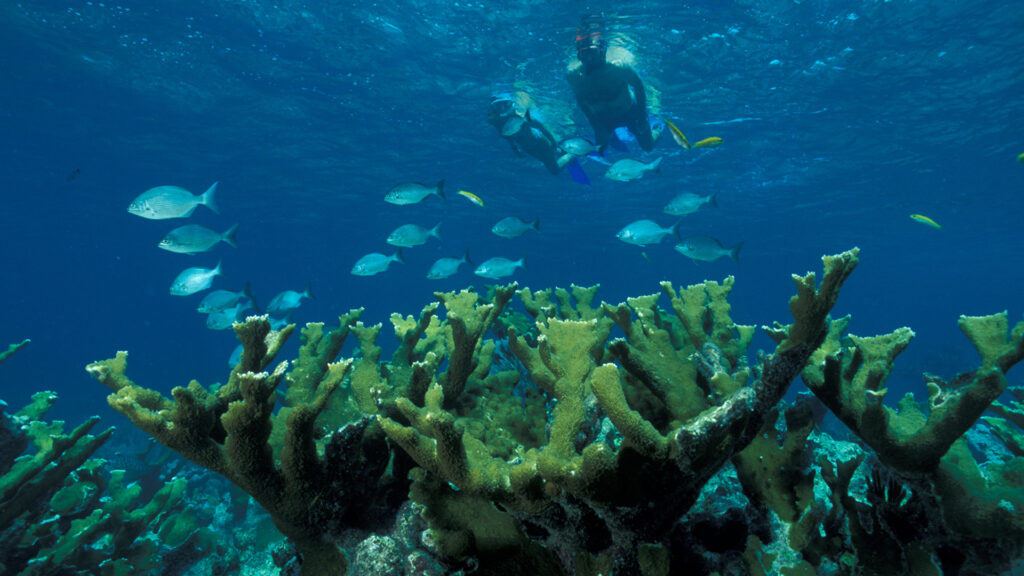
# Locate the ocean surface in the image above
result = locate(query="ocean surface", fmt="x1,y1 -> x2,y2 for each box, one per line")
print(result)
1,0 -> 1021,467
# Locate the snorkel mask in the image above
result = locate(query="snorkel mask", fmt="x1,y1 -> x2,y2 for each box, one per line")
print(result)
575,21 -> 608,69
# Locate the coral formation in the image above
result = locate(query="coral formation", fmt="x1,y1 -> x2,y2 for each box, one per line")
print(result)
0,386 -> 219,575
81,249 -> 1024,575
0,338 -> 29,365
86,317 -> 396,576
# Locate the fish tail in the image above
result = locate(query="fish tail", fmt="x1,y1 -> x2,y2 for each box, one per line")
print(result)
532,217 -> 540,232
650,156 -> 663,172
222,223 -> 240,248
244,281 -> 262,314
670,221 -> 681,240
214,260 -> 224,276
709,192 -> 719,208
436,179 -> 446,199
518,258 -> 528,271
431,222 -> 442,242
202,182 -> 220,214
463,249 -> 474,268
393,248 -> 405,265
304,281 -> 315,301
730,242 -> 744,264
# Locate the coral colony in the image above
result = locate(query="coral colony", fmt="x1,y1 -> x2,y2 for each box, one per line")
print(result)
4,249 -> 1024,575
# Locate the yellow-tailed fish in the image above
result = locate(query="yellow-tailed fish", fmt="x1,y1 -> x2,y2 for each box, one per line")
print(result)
693,137 -> 724,148
1017,152 -> 1024,163
458,190 -> 484,207
663,119 -> 691,150
909,214 -> 943,230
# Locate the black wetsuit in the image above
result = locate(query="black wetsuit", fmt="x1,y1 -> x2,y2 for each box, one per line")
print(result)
488,100 -> 564,174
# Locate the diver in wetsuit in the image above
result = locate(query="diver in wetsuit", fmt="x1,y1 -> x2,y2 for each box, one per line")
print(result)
566,22 -> 655,153
488,96 -> 573,175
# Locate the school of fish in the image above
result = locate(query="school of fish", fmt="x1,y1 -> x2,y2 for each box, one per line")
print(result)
127,183 -> 315,351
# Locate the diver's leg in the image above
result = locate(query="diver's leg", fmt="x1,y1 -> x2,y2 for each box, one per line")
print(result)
630,110 -> 656,152
593,124 -> 614,154
541,155 -> 561,174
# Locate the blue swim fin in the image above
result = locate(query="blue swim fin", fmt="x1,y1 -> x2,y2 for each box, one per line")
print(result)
567,157 -> 591,186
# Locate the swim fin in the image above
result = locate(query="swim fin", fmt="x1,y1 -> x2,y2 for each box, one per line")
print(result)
567,157 -> 591,186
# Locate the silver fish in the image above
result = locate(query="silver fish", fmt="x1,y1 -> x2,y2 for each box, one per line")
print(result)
269,313 -> 293,330
427,250 -> 473,280
559,137 -> 596,156
159,223 -> 238,254
228,343 -> 244,368
197,284 -> 254,313
491,217 -> 539,239
384,180 -> 445,205
674,236 -> 743,263
604,157 -> 662,182
266,283 -> 313,315
206,301 -> 252,330
501,115 -> 526,136
663,192 -> 718,216
170,261 -> 222,296
616,220 -> 677,246
351,250 -> 404,276
474,257 -> 525,279
128,182 -> 219,219
387,223 -> 441,247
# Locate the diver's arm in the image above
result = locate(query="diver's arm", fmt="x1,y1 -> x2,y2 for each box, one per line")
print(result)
624,66 -> 648,110
526,110 -> 559,146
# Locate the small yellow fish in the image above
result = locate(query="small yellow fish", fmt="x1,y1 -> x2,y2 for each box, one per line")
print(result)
693,137 -> 723,148
457,190 -> 484,207
1017,152 -> 1024,163
909,214 -> 943,230
663,119 -> 691,150
641,251 -> 652,263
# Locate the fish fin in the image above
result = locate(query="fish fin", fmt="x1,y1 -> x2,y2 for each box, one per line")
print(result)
202,182 -> 219,214
222,223 -> 239,248
464,249 -> 474,268
730,242 -> 744,264
649,156 -> 663,172
436,179 -> 446,199
670,221 -> 681,241
567,158 -> 591,185
432,222 -> 442,242
244,281 -> 262,314
304,281 -> 314,301
518,258 -> 528,271
532,217 -> 540,232
214,260 -> 223,276
709,192 -> 718,208
394,248 -> 405,265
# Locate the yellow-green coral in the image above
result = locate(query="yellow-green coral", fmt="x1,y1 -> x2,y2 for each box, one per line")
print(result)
378,250 -> 859,575
87,317 -> 351,576
802,310 -> 1024,474
0,339 -> 29,364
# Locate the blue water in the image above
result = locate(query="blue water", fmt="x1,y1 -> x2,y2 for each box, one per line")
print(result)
1,0 -> 1022,429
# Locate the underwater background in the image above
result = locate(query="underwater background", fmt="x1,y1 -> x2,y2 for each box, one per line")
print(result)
1,0 -> 1023,573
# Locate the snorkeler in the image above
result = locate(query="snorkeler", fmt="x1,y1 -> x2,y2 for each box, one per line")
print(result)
566,19 -> 656,153
488,95 -> 574,175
